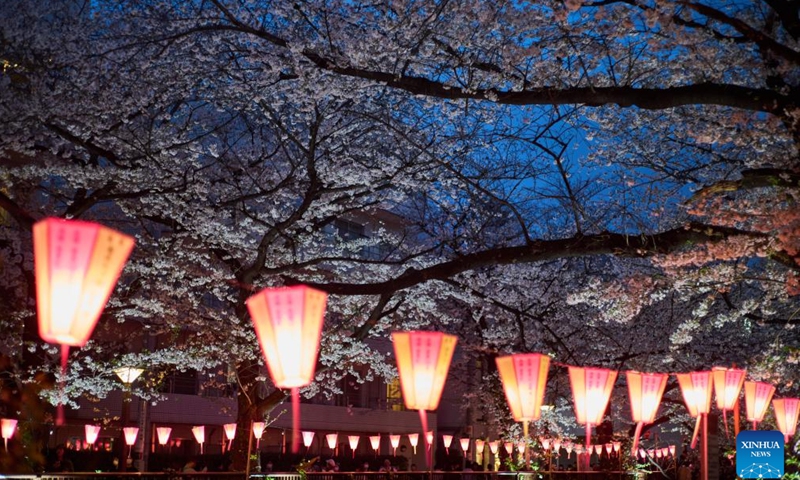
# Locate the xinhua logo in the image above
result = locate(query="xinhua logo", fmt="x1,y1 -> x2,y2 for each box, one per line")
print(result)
736,430 -> 784,478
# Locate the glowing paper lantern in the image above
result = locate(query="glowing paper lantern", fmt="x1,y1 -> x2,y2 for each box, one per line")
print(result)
565,443 -> 573,458
389,434 -> 401,456
613,442 -> 621,454
504,441 -> 513,455
604,443 -> 612,455
253,422 -> 266,449
639,448 -> 646,458
425,431 -> 434,450
348,435 -> 360,458
326,433 -> 338,451
369,435 -> 381,455
745,381 -> 776,430
223,423 -> 236,450
516,441 -> 525,454
496,353 -> 550,446
247,285 -> 327,453
393,331 -> 456,461
460,438 -> 470,452
669,445 -> 676,457
408,433 -> 419,454
540,438 -> 551,450
123,427 -> 138,458
1,419 -> 17,450
33,218 -> 135,424
712,367 -> 746,435
568,366 -> 617,448
656,449 -> 663,459
475,439 -> 485,454
626,371 -> 668,456
553,439 -> 561,453
156,427 -> 172,446
302,431 -> 315,449
593,444 -> 602,455
488,441 -> 499,455
443,434 -> 453,455
85,425 -> 101,445
773,398 -> 800,443
192,426 -> 205,454
676,371 -> 713,449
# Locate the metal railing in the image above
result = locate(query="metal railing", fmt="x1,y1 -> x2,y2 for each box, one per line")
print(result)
0,471 -> 646,480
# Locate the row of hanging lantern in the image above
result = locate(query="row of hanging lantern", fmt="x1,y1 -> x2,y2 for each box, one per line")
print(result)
23,217 -> 800,470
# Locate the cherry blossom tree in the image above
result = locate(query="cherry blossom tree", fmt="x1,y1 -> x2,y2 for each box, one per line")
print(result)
0,0 -> 798,472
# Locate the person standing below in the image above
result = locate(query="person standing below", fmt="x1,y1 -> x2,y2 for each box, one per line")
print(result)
379,459 -> 397,472
48,445 -> 74,472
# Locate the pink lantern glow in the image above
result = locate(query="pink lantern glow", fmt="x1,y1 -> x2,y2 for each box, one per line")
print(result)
553,439 -> 562,452
426,431 -> 434,450
593,444 -> 602,455
516,441 -> 525,454
123,427 -> 138,458
392,331 -> 457,467
33,218 -> 135,424
223,423 -> 236,450
1,419 -> 17,450
475,439 -> 485,454
504,441 -> 513,455
613,442 -> 621,453
540,437 -> 551,450
348,435 -> 360,458
496,353 -> 550,422
569,366 -> 617,448
604,443 -> 612,455
745,381 -> 776,429
389,434 -> 401,456
656,449 -> 663,458
247,285 -> 327,453
369,435 -> 381,454
488,441 -> 499,455
669,445 -> 676,457
302,431 -> 315,449
565,443 -> 573,458
639,448 -> 646,458
253,422 -> 266,449
676,371 -> 713,449
443,434 -> 453,455
156,427 -> 172,446
192,426 -> 205,454
626,371 -> 668,456
773,398 -> 800,443
712,367 -> 746,436
85,425 -> 101,445
408,433 -> 419,454
326,433 -> 338,451
460,438 -> 470,452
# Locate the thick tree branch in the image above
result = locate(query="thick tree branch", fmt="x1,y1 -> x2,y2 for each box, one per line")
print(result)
688,168 -> 800,203
293,223 -> 774,295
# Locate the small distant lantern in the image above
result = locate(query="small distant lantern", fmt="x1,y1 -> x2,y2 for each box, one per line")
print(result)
123,427 -> 138,458
773,398 -> 800,443
553,439 -> 562,453
593,444 -> 602,455
639,448 -> 646,459
348,435 -> 360,458
604,443 -> 612,455
475,439 -> 485,454
496,353 -> 550,446
443,434 -> 453,454
613,442 -> 621,454
504,441 -> 514,456
425,431 -> 434,450
247,285 -> 327,453
745,381 -> 776,430
301,431 -> 315,450
460,438 -> 470,453
655,449 -> 663,459
192,426 -> 205,454
369,435 -> 381,455
565,443 -> 573,458
326,433 -> 338,452
85,425 -> 101,445
516,441 -> 525,455
1,419 -> 17,450
669,445 -> 676,457
389,434 -> 401,456
676,371 -> 713,449
569,366 -> 617,448
626,371 -> 668,456
488,441 -> 499,455
540,438 -> 551,450
156,427 -> 172,446
647,449 -> 655,458
408,433 -> 419,454
253,422 -> 266,449
392,331 -> 457,467
223,423 -> 236,450
574,445 -> 584,455
33,219 -> 135,424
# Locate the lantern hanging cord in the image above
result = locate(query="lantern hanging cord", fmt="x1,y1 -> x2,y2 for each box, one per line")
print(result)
418,409 -> 431,470
291,387 -> 300,454
57,345 -> 69,426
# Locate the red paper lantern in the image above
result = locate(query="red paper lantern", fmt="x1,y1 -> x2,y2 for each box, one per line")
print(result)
745,381 -> 776,429
460,437 -> 470,452
326,433 -> 338,451
504,441 -> 513,455
192,426 -> 205,454
369,435 -> 381,454
443,434 -> 453,454
348,435 -> 360,458
223,423 -> 236,450
488,440 -> 499,455
626,371 -> 668,456
773,398 -> 800,443
676,371 -> 713,449
253,422 -> 266,449
408,432 -> 419,454
156,427 -> 171,446
85,425 -> 101,445
568,366 -> 617,448
1,419 -> 17,450
247,285 -> 327,452
496,353 -> 550,422
392,331 -> 457,467
712,367 -> 745,435
389,434 -> 401,456
123,427 -> 138,458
